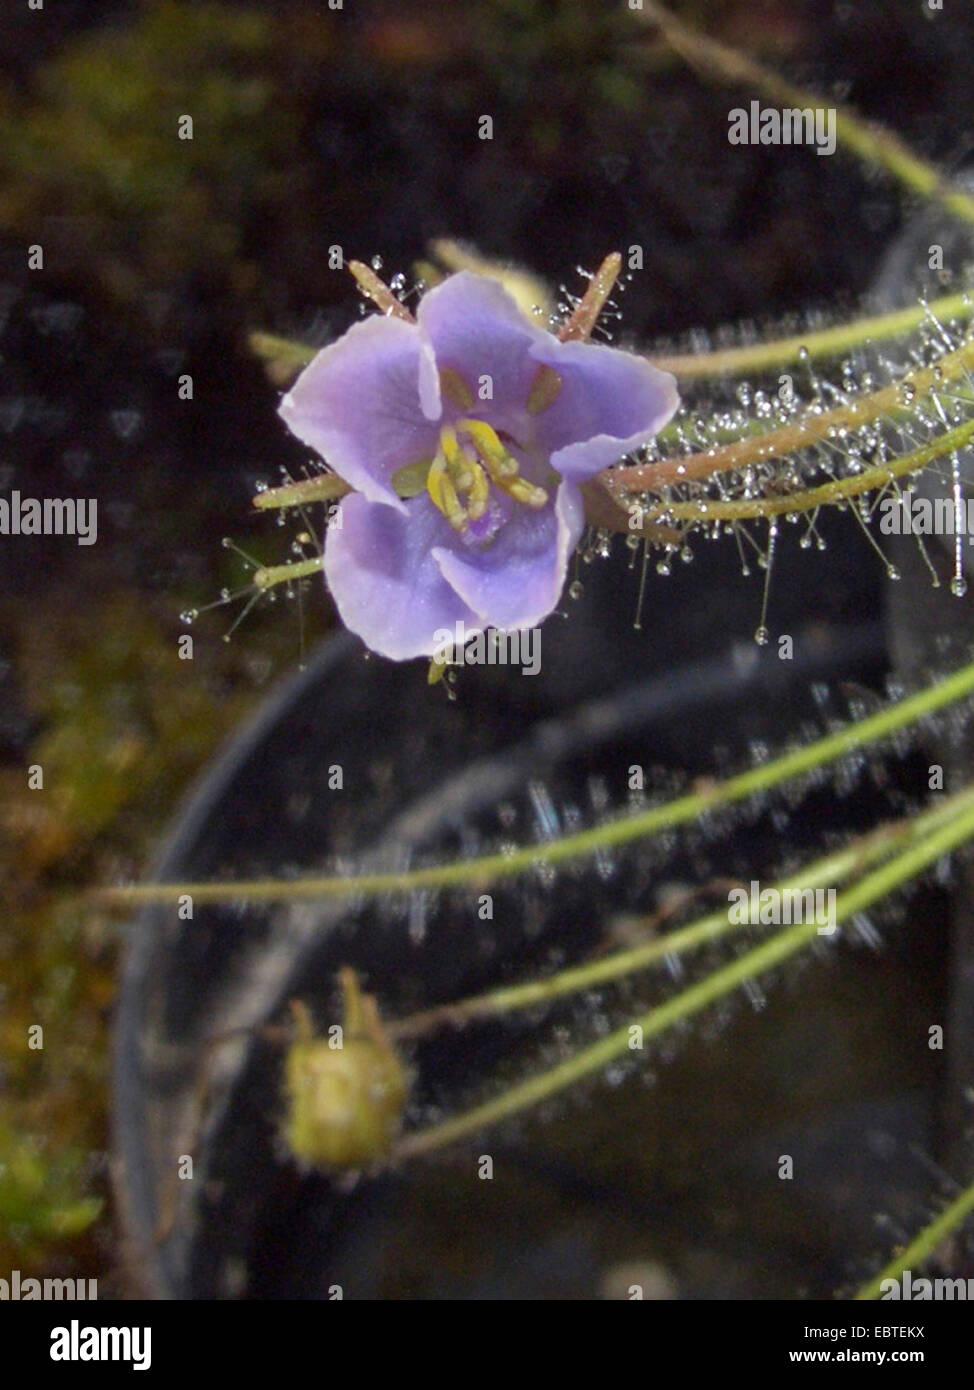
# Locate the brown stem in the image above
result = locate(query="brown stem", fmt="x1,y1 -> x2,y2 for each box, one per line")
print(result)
641,410 -> 974,526
347,260 -> 415,322
558,252 -> 622,342
607,338 -> 974,494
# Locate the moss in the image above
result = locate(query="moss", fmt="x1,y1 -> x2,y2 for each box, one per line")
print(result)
0,2 -> 313,321
0,584 -> 296,1277
0,1118 -> 102,1261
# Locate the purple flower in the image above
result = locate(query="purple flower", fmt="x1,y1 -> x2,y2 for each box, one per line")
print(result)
279,271 -> 679,660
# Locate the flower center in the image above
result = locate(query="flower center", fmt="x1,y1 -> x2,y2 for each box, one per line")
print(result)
425,419 -> 548,533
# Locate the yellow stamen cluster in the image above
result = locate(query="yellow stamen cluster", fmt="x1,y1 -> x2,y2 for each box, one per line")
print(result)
426,418 -> 549,532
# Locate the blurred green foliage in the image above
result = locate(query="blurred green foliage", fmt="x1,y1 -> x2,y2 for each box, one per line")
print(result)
0,1119 -> 102,1265
0,1 -> 313,313
0,585 -> 297,1281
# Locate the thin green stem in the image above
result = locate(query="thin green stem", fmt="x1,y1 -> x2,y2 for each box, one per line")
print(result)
855,1176 -> 974,1300
96,656 -> 974,907
651,290 -> 974,380
390,785 -> 974,1040
558,252 -> 622,343
642,412 -> 974,526
614,335 -> 974,494
634,2 -> 974,227
253,475 -> 349,511
250,291 -> 974,388
250,295 -> 974,391
252,557 -> 324,591
247,331 -> 316,373
394,784 -> 974,1159
348,260 -> 416,323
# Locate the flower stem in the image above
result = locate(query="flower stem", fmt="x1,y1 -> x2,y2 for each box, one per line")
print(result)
247,330 -> 316,374
634,2 -> 974,228
250,291 -> 973,400
854,1176 -> 974,1300
650,290 -> 974,380
347,260 -> 415,322
247,263 -> 415,386
558,252 -> 622,342
250,289 -> 974,399
253,474 -> 349,511
95,654 -> 974,907
389,785 -> 974,1040
393,784 -> 974,1159
613,336 -> 974,495
252,557 -> 324,592
640,412 -> 974,528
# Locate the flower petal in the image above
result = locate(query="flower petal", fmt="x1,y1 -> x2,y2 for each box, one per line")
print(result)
417,271 -> 544,433
432,482 -> 584,631
279,314 -> 438,509
324,493 -> 481,660
528,336 -> 679,482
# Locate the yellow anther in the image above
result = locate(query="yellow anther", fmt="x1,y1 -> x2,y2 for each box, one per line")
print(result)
438,425 -> 489,520
439,367 -> 475,411
427,653 -> 449,684
439,426 -> 474,489
502,476 -> 548,509
465,459 -> 490,520
461,419 -> 519,480
526,364 -> 563,414
426,451 -> 468,531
